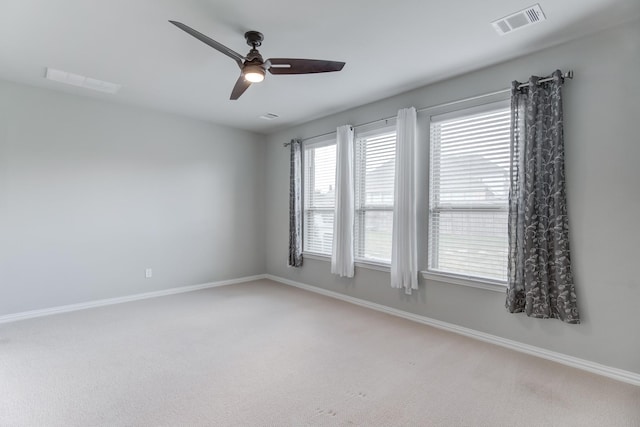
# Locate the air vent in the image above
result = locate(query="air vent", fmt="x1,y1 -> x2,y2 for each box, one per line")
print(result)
45,68 -> 121,94
259,113 -> 279,120
492,4 -> 546,35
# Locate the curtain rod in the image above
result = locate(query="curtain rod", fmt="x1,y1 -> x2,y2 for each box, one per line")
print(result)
283,70 -> 573,146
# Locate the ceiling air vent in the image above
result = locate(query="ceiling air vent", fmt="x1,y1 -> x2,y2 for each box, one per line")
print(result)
492,4 -> 546,35
259,113 -> 279,120
45,68 -> 121,94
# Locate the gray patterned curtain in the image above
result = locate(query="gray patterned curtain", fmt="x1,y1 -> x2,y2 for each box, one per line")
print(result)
288,139 -> 303,267
506,70 -> 579,324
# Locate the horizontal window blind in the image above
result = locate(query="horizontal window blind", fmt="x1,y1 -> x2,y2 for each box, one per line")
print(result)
303,141 -> 336,255
355,129 -> 396,263
429,103 -> 510,282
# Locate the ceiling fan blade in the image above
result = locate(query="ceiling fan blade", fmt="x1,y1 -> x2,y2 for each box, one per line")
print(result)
169,21 -> 245,68
230,74 -> 251,100
267,58 -> 345,75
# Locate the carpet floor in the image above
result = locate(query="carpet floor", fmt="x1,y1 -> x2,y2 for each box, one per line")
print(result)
1,279 -> 638,426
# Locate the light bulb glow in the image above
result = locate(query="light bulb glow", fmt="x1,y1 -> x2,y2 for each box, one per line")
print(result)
243,65 -> 265,83
245,72 -> 264,83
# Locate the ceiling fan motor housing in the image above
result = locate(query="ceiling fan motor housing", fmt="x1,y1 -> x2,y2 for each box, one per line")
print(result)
245,49 -> 264,63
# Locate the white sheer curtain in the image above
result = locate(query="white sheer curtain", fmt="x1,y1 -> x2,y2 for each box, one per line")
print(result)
391,108 -> 418,294
331,125 -> 355,277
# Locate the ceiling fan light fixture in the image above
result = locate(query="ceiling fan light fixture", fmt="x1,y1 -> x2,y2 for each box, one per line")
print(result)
243,65 -> 265,83
169,21 -> 345,99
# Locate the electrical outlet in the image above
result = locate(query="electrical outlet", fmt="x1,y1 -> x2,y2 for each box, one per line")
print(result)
145,268 -> 153,278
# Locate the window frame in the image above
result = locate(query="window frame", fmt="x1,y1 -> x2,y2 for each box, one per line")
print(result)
354,125 -> 397,265
426,100 -> 511,287
301,138 -> 337,257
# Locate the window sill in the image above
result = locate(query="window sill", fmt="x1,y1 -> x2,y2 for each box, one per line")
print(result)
355,260 -> 390,273
302,253 -> 391,273
420,270 -> 507,293
302,252 -> 330,262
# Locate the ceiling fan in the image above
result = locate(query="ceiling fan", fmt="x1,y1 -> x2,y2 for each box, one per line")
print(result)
169,21 -> 346,100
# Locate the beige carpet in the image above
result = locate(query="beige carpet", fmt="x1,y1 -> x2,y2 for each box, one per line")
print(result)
1,279 -> 638,426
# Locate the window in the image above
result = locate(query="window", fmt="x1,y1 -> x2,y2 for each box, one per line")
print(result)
355,127 -> 396,263
428,101 -> 510,282
303,140 -> 336,255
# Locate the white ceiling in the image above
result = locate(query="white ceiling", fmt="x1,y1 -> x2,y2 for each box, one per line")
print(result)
1,0 -> 638,134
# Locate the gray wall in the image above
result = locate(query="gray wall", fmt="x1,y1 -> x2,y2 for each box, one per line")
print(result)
264,20 -> 640,374
0,80 -> 266,315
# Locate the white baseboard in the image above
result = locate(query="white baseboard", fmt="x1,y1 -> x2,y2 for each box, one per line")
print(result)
0,274 -> 267,324
264,274 -> 640,387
